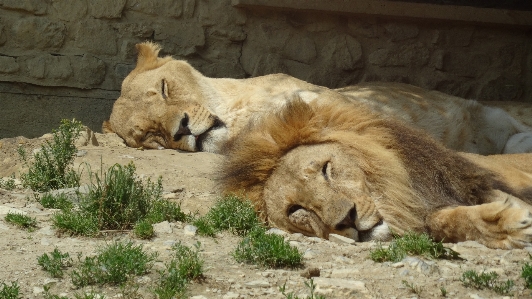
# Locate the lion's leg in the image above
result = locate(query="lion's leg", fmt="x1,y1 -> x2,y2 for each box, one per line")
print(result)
427,192 -> 532,249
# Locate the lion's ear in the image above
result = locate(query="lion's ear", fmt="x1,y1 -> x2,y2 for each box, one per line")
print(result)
102,120 -> 114,133
135,42 -> 161,70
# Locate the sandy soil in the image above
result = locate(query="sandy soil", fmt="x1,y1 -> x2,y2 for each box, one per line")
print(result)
1,132 -> 531,299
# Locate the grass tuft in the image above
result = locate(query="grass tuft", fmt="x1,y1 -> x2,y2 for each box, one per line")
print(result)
154,242 -> 204,299
0,175 -> 17,191
18,119 -> 83,192
402,280 -> 423,295
39,193 -> 74,211
461,270 -> 514,295
0,281 -> 20,299
133,219 -> 155,239
4,212 -> 37,230
522,254 -> 532,289
233,226 -> 302,268
52,162 -> 189,237
193,194 -> 260,237
369,232 -> 461,263
279,278 -> 325,299
70,241 -> 157,288
37,248 -> 73,278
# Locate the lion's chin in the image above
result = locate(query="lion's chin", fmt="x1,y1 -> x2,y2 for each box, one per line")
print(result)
357,220 -> 390,242
196,126 -> 228,153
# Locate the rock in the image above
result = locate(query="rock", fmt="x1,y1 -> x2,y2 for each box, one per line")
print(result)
73,19 -> 117,55
190,296 -> 208,299
384,23 -> 419,41
303,249 -> 319,259
153,221 -> 173,234
392,262 -> 404,268
88,0 -> 126,19
469,294 -> 484,299
300,267 -> 320,279
184,225 -> 198,236
0,206 -> 26,215
0,0 -> 47,15
75,126 -> 99,147
136,276 -> 151,284
313,278 -> 368,295
402,257 -> 439,275
330,268 -> 360,278
334,255 -> 354,264
0,56 -> 19,74
76,150 -> 88,157
222,292 -> 240,299
33,287 -> 44,295
266,228 -> 288,236
41,238 -> 51,246
36,226 -> 54,236
244,280 -> 270,288
329,234 -> 356,245
12,17 -> 66,50
322,34 -> 363,71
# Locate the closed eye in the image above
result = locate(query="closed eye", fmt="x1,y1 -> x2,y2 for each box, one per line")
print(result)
322,161 -> 331,180
161,79 -> 168,100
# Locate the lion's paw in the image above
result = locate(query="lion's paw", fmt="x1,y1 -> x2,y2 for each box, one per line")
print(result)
493,199 -> 532,248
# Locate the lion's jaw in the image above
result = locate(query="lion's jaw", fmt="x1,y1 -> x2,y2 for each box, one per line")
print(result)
108,59 -> 227,152
262,143 -> 390,242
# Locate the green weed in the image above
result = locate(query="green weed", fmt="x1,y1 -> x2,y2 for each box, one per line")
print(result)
70,241 -> 157,288
133,220 -> 154,239
154,242 -> 204,299
0,281 -> 20,299
0,175 -> 16,191
402,280 -> 423,295
37,248 -> 73,278
279,278 -> 325,299
233,226 -> 302,268
522,254 -> 532,289
194,194 -> 260,237
440,286 -> 447,297
52,210 -> 99,237
18,119 -> 83,192
40,193 -> 73,211
460,270 -> 514,295
5,212 -> 37,230
370,232 -> 461,263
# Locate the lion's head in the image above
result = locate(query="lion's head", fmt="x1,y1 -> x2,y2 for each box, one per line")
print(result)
219,99 -> 500,242
103,42 -> 226,152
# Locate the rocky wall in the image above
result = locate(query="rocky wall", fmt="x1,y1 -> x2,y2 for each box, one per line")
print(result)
0,0 -> 530,138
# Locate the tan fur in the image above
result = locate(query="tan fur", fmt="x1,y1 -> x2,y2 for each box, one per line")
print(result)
219,99 -> 532,249
104,42 -> 532,154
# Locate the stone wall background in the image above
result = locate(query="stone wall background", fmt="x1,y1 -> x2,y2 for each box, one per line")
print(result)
0,0 -> 530,138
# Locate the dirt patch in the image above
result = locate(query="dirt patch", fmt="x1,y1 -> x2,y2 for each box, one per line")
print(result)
1,132 -> 531,298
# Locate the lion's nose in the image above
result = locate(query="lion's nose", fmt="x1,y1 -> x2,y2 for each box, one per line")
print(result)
334,206 -> 357,231
173,113 -> 192,141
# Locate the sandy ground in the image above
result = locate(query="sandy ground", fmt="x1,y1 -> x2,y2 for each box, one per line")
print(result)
1,132 -> 532,299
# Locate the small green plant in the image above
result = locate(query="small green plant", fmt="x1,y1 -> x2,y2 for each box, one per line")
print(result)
370,232 -> 461,263
233,226 -> 302,268
0,175 -> 17,191
43,285 -> 104,299
279,278 -> 325,299
18,119 -> 83,192
402,280 -> 423,295
40,193 -> 73,211
4,212 -> 37,229
154,242 -> 204,299
37,248 -> 73,278
193,195 -> 260,237
70,241 -> 157,288
53,162 -> 187,237
133,220 -> 154,239
522,254 -> 532,289
52,210 -> 98,237
460,270 -> 514,295
0,281 -> 21,299
440,286 -> 447,297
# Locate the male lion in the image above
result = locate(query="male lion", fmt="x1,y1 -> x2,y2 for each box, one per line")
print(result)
219,99 -> 532,249
103,42 -> 532,154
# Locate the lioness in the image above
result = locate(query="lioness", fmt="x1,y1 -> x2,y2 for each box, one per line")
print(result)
219,98 -> 532,249
103,42 -> 532,154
